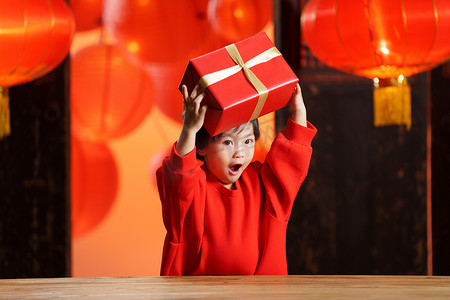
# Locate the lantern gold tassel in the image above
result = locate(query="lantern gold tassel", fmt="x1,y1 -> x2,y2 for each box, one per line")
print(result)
0,86 -> 11,139
373,76 -> 411,130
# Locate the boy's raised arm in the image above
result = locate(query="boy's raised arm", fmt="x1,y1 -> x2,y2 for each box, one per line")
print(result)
176,85 -> 208,157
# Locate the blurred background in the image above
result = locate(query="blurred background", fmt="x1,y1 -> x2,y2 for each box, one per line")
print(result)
0,0 -> 449,278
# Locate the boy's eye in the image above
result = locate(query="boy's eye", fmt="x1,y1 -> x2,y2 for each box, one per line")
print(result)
245,139 -> 254,145
223,140 -> 232,146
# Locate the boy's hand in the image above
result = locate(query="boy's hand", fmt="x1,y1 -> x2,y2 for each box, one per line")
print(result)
181,84 -> 207,134
176,85 -> 207,156
289,83 -> 307,127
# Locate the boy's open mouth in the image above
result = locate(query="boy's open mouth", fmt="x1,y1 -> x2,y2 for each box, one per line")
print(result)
229,164 -> 242,175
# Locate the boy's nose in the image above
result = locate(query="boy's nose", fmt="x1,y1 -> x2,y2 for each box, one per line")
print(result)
233,146 -> 245,158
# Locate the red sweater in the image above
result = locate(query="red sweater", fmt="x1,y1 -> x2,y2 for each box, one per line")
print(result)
156,118 -> 316,275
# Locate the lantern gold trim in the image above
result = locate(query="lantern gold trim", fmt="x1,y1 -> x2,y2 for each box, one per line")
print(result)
0,86 -> 10,139
373,75 -> 411,130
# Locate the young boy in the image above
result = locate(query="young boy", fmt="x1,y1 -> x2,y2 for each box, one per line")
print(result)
156,83 -> 316,275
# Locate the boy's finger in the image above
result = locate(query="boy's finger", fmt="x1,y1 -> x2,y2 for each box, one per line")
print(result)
182,85 -> 189,101
296,84 -> 305,102
294,83 -> 300,95
194,93 -> 205,112
190,85 -> 200,100
199,104 -> 208,117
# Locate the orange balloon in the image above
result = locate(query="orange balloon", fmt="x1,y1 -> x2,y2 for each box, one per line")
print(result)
207,0 -> 273,42
71,135 -> 118,237
71,43 -> 154,141
301,0 -> 450,79
0,0 -> 75,87
70,0 -> 104,32
102,0 -> 207,62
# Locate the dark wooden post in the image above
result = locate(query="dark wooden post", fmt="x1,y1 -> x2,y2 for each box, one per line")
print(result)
0,58 -> 71,278
430,62 -> 450,276
273,0 -> 301,132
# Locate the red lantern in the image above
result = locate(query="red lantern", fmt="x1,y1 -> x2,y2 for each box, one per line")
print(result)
102,0 -> 206,63
145,33 -> 230,125
144,22 -> 231,124
71,135 -> 118,237
70,0 -> 104,32
0,0 -> 75,138
146,62 -> 186,124
148,146 -> 171,186
301,0 -> 450,129
71,43 -> 154,141
207,0 -> 273,42
302,0 -> 450,79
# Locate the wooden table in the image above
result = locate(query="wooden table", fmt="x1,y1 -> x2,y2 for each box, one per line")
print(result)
1,275 -> 449,299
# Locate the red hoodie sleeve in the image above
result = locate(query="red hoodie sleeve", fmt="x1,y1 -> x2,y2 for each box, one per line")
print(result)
261,118 -> 317,221
156,143 -> 205,275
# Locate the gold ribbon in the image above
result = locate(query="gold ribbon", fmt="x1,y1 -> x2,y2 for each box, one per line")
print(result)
198,45 -> 282,122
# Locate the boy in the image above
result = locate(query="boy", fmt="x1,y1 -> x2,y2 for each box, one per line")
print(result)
156,83 -> 316,275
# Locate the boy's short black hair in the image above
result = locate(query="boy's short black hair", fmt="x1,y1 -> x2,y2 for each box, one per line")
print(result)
195,119 -> 260,161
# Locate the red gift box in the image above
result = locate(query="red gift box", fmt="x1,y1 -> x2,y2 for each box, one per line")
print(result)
179,32 -> 298,136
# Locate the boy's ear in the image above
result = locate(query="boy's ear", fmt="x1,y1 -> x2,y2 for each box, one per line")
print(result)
197,148 -> 207,156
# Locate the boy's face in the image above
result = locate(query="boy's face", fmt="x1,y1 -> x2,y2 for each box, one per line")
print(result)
199,123 -> 256,189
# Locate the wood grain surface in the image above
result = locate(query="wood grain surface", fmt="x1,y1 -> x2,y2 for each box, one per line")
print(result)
1,275 -> 449,299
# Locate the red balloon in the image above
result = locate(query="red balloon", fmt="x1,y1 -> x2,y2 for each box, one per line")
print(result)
102,0 -> 207,62
70,0 -> 104,32
71,135 -> 118,237
71,43 -> 154,141
207,0 -> 272,42
0,0 -> 75,87
301,0 -> 450,79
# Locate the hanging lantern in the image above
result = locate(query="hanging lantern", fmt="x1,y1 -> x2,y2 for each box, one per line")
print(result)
0,0 -> 75,138
208,0 -> 272,42
70,0 -> 104,32
144,24 -> 231,124
71,43 -> 154,141
71,135 -> 118,237
207,0 -> 272,42
146,61 -> 186,124
102,0 -> 206,63
301,0 -> 450,130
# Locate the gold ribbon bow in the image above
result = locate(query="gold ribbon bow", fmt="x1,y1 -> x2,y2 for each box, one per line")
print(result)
198,44 -> 282,122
